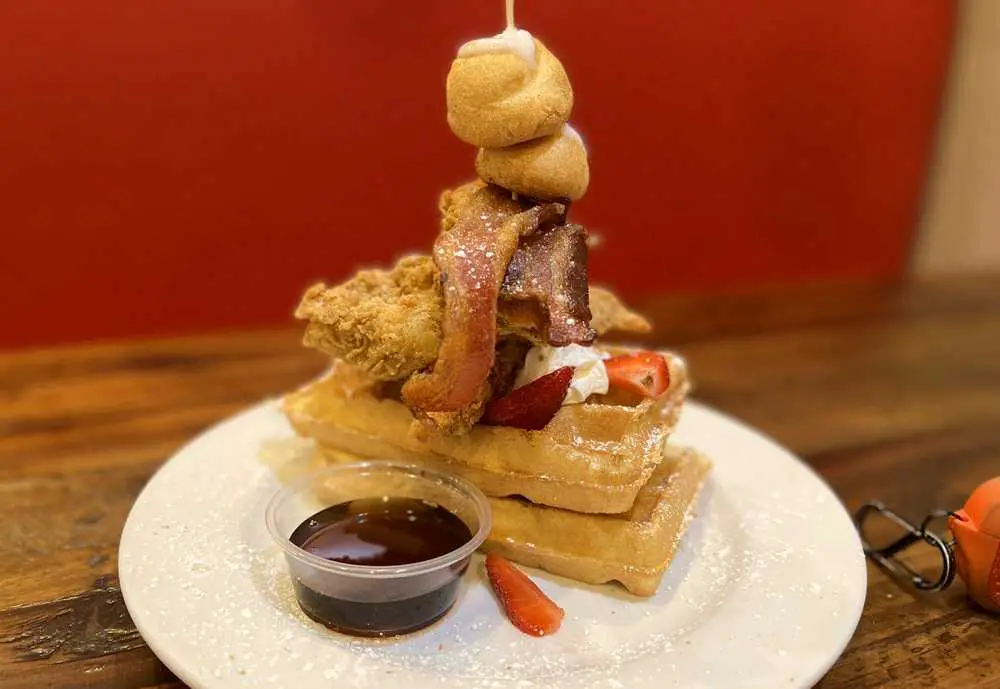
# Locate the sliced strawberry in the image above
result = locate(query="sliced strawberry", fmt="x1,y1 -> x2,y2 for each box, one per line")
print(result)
482,366 -> 573,431
604,351 -> 670,398
485,552 -> 565,636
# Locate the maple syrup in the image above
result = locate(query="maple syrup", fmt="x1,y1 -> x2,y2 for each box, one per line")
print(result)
288,497 -> 473,637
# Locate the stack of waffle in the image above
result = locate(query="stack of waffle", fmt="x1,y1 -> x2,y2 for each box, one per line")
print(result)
283,355 -> 710,596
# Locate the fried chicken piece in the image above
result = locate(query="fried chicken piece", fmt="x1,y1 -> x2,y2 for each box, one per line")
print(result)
297,253 -> 649,382
439,180 -> 486,232
296,256 -> 443,380
589,285 -> 652,335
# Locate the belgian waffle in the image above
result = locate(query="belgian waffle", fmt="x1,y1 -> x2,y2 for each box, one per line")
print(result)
282,348 -> 689,515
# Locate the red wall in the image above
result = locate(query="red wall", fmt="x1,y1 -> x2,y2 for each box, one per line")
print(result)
0,1 -> 955,348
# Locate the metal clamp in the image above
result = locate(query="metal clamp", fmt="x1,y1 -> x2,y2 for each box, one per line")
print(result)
853,502 -> 959,592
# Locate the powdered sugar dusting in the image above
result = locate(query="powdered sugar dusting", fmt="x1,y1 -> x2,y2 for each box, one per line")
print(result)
118,400 -> 865,689
234,479 -> 739,688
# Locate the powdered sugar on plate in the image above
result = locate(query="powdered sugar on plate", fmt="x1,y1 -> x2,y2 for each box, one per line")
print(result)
119,400 -> 865,689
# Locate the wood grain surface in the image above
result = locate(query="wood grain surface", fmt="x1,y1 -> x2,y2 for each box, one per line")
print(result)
1,275 -> 999,689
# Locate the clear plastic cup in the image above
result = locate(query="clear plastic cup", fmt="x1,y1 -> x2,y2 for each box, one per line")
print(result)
265,461 -> 491,637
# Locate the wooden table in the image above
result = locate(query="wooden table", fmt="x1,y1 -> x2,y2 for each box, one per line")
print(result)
2,275 -> 999,689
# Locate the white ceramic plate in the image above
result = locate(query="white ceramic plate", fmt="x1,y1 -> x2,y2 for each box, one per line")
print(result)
119,400 -> 866,689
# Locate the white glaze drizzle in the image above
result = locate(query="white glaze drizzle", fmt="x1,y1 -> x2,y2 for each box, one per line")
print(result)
458,0 -> 536,66
458,29 -> 536,66
562,123 -> 585,149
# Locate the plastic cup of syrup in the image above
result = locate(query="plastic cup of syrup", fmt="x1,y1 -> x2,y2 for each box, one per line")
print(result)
265,461 -> 491,637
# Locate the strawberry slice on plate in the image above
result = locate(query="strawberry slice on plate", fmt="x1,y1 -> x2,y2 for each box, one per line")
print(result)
485,552 -> 565,637
482,366 -> 574,431
604,351 -> 670,398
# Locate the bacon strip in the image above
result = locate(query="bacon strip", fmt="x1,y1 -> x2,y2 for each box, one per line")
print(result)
499,223 -> 595,346
402,187 -> 565,412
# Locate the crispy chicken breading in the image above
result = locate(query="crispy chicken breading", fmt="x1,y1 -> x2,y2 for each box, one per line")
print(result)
438,180 -> 486,232
296,256 -> 443,381
589,284 -> 652,336
296,255 -> 650,381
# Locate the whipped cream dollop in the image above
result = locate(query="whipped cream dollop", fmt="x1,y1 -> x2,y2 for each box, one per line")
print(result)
514,344 -> 609,404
